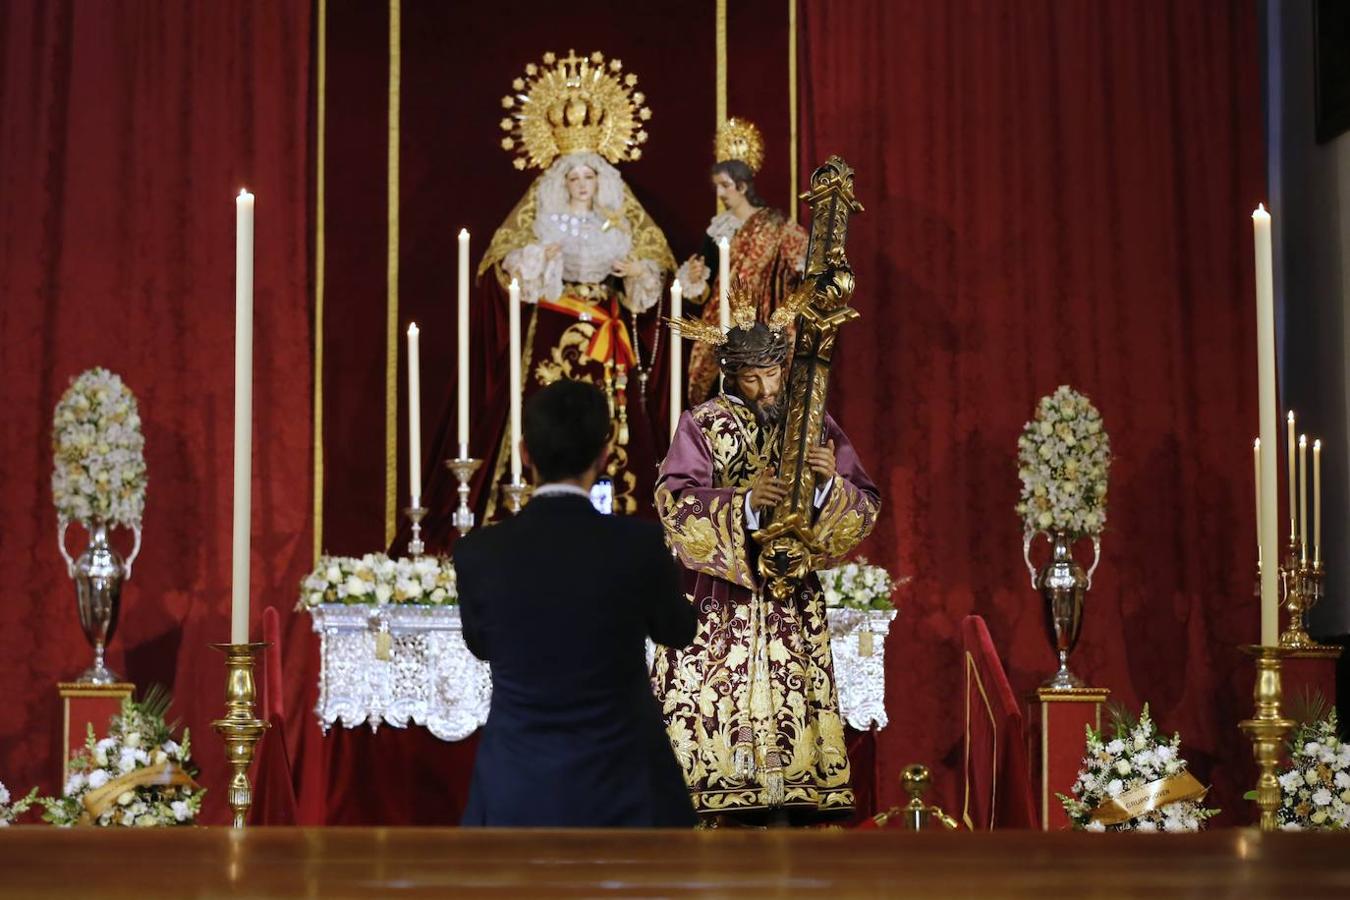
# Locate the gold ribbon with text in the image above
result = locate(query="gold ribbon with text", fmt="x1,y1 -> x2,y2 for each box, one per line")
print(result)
1090,771 -> 1207,826
79,762 -> 201,825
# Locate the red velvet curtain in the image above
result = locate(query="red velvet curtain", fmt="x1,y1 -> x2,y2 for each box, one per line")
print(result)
801,0 -> 1265,823
0,1 -> 312,824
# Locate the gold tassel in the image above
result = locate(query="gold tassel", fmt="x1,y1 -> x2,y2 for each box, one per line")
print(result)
733,744 -> 756,780
765,769 -> 785,808
375,629 -> 393,661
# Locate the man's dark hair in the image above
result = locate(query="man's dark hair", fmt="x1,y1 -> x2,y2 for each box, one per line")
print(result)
711,159 -> 764,208
523,379 -> 611,483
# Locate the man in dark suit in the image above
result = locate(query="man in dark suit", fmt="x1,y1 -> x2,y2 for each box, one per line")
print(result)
455,379 -> 698,827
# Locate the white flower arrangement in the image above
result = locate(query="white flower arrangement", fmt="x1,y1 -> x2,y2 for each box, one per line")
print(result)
297,553 -> 457,610
1060,704 -> 1218,832
1016,385 -> 1110,536
816,558 -> 898,611
40,687 -> 202,827
51,367 -> 147,527
0,780 -> 37,826
1271,710 -> 1350,830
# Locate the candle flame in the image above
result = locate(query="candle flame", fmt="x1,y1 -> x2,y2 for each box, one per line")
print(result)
407,322 -> 419,336
1300,434 -> 1307,447
1314,439 -> 1322,451
459,228 -> 469,239
718,236 -> 730,248
1254,438 -> 1260,449
1254,202 -> 1268,216
238,188 -> 252,198
509,277 -> 519,289
1288,410 -> 1295,423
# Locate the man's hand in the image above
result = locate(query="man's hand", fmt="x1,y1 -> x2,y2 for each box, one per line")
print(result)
807,440 -> 837,485
611,257 -> 636,278
685,256 -> 709,283
544,243 -> 563,262
749,467 -> 788,511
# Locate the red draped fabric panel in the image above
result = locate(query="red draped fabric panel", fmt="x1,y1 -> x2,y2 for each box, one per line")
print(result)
962,615 -> 1038,829
801,0 -> 1265,823
0,1 -> 313,824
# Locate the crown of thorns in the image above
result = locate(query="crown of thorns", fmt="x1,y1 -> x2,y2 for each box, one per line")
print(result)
667,281 -> 809,370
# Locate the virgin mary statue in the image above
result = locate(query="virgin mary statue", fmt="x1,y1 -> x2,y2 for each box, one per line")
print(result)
478,50 -> 674,518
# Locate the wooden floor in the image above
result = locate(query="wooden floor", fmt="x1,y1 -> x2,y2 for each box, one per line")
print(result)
1,826 -> 1348,898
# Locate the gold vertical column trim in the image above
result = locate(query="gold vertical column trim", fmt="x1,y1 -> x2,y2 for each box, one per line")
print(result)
718,0 -> 729,130
384,0 -> 401,546
788,0 -> 799,224
715,0 -> 728,214
312,0 -> 327,562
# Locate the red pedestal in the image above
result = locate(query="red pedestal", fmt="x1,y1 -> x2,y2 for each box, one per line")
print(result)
1282,647 -> 1340,709
1029,687 -> 1109,831
57,682 -> 134,785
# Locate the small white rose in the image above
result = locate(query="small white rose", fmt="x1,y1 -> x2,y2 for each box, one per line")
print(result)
117,791 -> 135,806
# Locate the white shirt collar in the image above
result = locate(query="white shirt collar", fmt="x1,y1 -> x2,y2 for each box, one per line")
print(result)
532,483 -> 592,500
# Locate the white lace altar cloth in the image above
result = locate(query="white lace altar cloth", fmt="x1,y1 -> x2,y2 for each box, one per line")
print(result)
309,605 -> 896,741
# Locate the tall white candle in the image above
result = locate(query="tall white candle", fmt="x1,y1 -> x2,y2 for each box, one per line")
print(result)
232,189 -> 255,645
1254,439 -> 1262,567
1287,411 -> 1297,543
1253,204 -> 1279,646
508,278 -> 523,483
1314,439 -> 1322,566
718,236 -> 731,331
669,281 -> 683,439
1299,434 -> 1308,563
457,228 -> 470,456
407,323 -> 422,508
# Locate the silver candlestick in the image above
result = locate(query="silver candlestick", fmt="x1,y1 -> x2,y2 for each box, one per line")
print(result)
446,454 -> 482,535
405,505 -> 428,557
502,480 -> 532,515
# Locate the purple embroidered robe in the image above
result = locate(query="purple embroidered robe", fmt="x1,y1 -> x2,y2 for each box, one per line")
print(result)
651,394 -> 881,816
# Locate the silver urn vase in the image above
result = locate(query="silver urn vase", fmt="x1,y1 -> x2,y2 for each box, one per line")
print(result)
58,517 -> 141,684
1023,530 -> 1101,690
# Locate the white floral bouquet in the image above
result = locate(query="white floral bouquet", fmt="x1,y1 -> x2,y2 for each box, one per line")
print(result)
297,553 -> 457,610
0,781 -> 38,826
1271,709 -> 1350,830
817,558 -> 898,611
1016,385 -> 1110,536
1059,704 -> 1217,832
40,687 -> 202,827
52,367 -> 147,527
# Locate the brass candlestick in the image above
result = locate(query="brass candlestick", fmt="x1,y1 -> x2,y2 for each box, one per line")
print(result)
1238,644 -> 1293,832
211,642 -> 270,829
446,454 -> 482,535
405,505 -> 428,557
1279,536 -> 1333,649
502,480 -> 532,515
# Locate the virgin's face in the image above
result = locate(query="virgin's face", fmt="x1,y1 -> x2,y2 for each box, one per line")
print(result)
565,166 -> 598,206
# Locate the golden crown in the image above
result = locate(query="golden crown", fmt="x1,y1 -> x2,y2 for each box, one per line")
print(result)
499,50 -> 651,171
714,117 -> 766,174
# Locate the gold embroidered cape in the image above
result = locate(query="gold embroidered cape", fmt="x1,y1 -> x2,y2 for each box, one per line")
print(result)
652,395 -> 881,817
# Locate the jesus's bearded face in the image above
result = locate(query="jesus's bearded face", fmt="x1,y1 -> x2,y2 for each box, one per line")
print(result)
731,364 -> 784,426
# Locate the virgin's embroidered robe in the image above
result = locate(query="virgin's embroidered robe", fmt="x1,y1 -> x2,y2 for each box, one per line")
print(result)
651,395 -> 880,817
